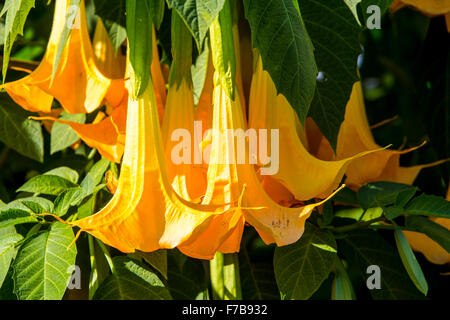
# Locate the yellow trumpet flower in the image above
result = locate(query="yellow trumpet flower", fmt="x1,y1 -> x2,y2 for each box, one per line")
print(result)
66,77 -> 227,255
404,185 -> 450,265
1,0 -> 118,114
249,57 -> 377,201
178,71 -> 343,259
391,0 -> 450,32
162,77 -> 207,201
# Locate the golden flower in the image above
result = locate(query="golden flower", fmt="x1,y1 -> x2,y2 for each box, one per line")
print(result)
249,57 -> 378,201
1,0 -> 121,114
178,70 -> 343,259
68,79 -> 226,254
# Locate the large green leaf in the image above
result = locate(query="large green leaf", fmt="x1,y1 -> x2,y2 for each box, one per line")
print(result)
239,246 -> 279,300
0,95 -> 44,162
13,222 -> 77,300
274,223 -> 337,300
53,187 -> 85,216
344,0 -> 393,26
50,112 -> 86,155
340,230 -> 424,299
404,194 -> 450,219
94,256 -> 172,300
244,0 -> 317,123
0,0 -> 36,82
0,226 -> 23,287
1,197 -> 54,214
167,0 -> 226,50
406,216 -> 450,253
17,174 -> 78,196
299,0 -> 361,148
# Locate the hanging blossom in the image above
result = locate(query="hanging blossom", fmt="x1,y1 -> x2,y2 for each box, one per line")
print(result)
1,0 -> 125,114
307,82 -> 449,190
391,0 -> 450,32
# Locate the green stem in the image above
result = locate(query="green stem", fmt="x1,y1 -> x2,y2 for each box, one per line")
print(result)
210,252 -> 242,300
330,217 -> 386,233
96,238 -> 116,275
88,236 -> 99,300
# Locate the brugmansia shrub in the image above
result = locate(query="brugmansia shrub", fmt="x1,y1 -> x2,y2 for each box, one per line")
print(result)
0,0 -> 448,300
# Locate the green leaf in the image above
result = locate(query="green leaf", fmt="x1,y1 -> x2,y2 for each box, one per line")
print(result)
103,20 -> 127,54
405,216 -> 450,253
94,0 -> 126,26
53,187 -> 85,216
167,252 -> 209,300
44,167 -> 79,184
50,112 -> 86,155
126,0 -> 153,98
394,229 -> 428,295
0,209 -> 38,228
192,43 -> 210,105
274,223 -> 337,300
94,256 -> 172,300
405,194 -> 450,219
167,0 -> 226,50
239,245 -> 279,300
1,197 -> 54,214
344,0 -> 393,26
17,175 -> 78,196
0,226 -> 23,287
52,0 -> 81,79
340,230 -> 424,299
135,250 -> 168,280
335,207 -> 383,222
299,0 -> 361,148
357,182 -> 418,210
13,222 -> 77,300
0,95 -> 44,162
149,0 -> 165,29
80,158 -> 110,195
333,186 -> 358,205
244,0 -> 317,123
1,0 -> 36,82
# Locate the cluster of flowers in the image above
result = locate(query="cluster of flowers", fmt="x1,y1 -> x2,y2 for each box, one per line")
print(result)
1,0 -> 448,263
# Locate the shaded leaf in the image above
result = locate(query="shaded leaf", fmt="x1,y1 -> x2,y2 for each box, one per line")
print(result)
51,112 -> 86,155
299,0 -> 361,148
406,216 -> 450,253
244,0 -> 317,123
394,229 -> 428,295
0,95 -> 44,162
94,256 -> 172,300
358,182 -> 418,210
274,223 -> 337,300
405,194 -> 450,219
340,230 -> 424,299
167,0 -> 226,50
